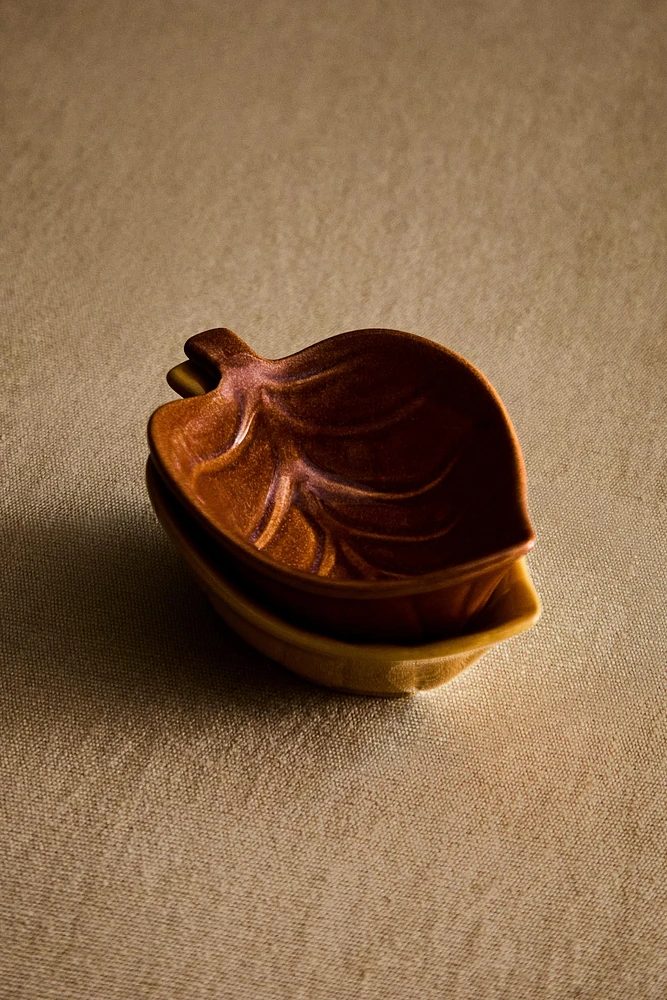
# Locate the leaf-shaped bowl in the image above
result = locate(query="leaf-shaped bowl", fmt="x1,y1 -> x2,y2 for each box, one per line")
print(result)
146,457 -> 541,697
148,328 -> 535,643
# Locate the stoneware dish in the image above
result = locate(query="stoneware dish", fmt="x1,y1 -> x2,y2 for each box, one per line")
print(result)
148,328 -> 535,643
146,457 -> 541,697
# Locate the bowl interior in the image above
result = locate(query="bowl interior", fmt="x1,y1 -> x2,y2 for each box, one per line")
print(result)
148,329 -> 534,584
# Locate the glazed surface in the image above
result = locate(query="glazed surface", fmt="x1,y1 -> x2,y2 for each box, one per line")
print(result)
149,329 -> 534,583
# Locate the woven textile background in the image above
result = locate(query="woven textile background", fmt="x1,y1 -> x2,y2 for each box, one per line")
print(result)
2,1 -> 666,997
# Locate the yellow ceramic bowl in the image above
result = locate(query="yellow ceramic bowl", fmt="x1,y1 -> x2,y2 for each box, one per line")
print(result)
146,459 -> 541,697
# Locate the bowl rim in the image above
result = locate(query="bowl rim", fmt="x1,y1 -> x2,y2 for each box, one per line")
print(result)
148,328 -> 535,597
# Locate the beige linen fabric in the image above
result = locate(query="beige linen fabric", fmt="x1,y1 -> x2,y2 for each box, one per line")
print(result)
2,1 -> 666,997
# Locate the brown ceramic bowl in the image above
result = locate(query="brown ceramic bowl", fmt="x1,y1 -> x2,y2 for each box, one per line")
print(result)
148,328 -> 535,643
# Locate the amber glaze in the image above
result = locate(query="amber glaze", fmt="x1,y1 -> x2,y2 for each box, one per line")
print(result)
148,328 -> 535,642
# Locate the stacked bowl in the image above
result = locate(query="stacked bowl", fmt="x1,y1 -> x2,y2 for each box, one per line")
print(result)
147,328 -> 540,696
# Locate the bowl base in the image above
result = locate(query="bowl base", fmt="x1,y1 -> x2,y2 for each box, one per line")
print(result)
146,457 -> 541,697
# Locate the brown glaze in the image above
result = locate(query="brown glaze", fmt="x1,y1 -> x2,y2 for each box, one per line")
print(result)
148,328 -> 535,642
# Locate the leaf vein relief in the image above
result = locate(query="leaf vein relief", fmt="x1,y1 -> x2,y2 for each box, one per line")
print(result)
158,329 -> 534,581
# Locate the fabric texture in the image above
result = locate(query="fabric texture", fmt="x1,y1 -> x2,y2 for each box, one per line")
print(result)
1,1 -> 666,997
